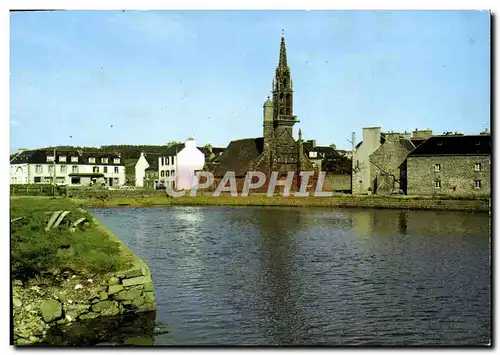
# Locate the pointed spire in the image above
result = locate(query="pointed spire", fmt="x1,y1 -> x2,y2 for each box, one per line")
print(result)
278,33 -> 287,70
298,128 -> 302,141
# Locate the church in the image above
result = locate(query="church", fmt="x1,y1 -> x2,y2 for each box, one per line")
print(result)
208,35 -> 344,192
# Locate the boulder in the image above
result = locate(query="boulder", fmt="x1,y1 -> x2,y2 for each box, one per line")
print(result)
122,276 -> 148,287
108,277 -> 120,286
13,298 -> 22,308
118,267 -> 145,279
92,300 -> 116,313
108,285 -> 124,295
99,291 -> 108,301
144,282 -> 154,292
114,288 -> 142,301
40,300 -> 62,323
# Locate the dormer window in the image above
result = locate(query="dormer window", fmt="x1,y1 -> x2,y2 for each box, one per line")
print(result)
59,156 -> 67,163
46,155 -> 55,162
309,151 -> 317,158
71,156 -> 78,163
476,141 -> 481,146
437,141 -> 443,146
113,158 -> 120,164
101,158 -> 109,164
89,157 -> 96,164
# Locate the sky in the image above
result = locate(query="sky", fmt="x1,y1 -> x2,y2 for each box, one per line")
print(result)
9,10 -> 490,153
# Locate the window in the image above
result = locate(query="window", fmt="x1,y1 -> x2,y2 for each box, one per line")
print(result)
48,165 -> 53,174
72,165 -> 79,173
161,157 -> 164,166
437,141 -> 443,146
476,141 -> 481,146
114,167 -> 119,174
104,166 -> 108,173
113,158 -> 120,164
102,158 -> 108,164
172,156 -> 175,165
434,164 -> 441,172
89,157 -> 96,164
47,155 -> 55,162
435,180 -> 441,188
474,180 -> 481,189
60,165 -> 67,173
59,156 -> 67,163
161,171 -> 165,177
166,171 -> 170,177
35,165 -> 42,173
93,167 -> 99,173
71,156 -> 79,163
171,170 -> 175,176
114,178 -> 119,184
71,177 -> 81,185
34,177 -> 42,183
166,157 -> 170,165
475,163 -> 482,171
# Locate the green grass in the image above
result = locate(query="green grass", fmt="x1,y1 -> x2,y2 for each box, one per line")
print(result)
10,197 -> 130,281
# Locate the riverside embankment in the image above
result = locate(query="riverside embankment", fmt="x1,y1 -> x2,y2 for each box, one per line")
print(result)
72,190 -> 490,212
10,197 -> 156,346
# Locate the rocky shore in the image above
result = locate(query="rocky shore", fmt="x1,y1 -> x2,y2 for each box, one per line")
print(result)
13,265 -> 155,345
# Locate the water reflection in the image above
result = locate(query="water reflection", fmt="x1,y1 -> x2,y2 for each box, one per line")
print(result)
87,206 -> 490,346
39,312 -> 157,346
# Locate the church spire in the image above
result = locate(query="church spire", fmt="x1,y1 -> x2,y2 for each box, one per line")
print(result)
278,32 -> 288,71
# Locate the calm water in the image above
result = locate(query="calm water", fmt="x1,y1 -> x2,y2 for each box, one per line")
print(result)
74,206 -> 489,346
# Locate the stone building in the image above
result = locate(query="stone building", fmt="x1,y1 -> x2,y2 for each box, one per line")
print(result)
352,127 -> 430,195
210,35 -> 315,192
406,134 -> 491,196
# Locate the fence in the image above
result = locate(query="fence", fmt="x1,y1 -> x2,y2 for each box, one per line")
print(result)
10,184 -> 67,197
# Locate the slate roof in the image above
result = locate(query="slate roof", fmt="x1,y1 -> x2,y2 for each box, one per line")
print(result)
142,152 -> 161,171
198,147 -> 226,162
163,144 -> 186,157
210,138 -> 264,177
355,133 -> 387,150
408,135 -> 491,157
10,149 -> 123,165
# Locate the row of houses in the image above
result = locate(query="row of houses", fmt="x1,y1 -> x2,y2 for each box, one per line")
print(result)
10,149 -> 126,187
353,127 -> 491,196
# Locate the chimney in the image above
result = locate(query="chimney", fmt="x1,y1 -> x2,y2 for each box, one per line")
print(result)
480,128 -> 490,136
307,140 -> 316,148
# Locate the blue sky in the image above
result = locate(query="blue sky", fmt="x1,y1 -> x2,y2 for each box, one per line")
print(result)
10,10 -> 490,153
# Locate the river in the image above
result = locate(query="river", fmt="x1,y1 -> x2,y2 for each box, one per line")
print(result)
57,206 -> 492,346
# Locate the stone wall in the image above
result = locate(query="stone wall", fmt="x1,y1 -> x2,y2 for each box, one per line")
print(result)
12,217 -> 157,346
407,155 -> 491,196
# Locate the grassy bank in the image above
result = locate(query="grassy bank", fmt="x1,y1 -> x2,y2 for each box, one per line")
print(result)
78,193 -> 490,212
10,197 -> 133,281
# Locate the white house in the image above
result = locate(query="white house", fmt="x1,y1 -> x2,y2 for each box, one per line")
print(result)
10,149 -> 126,187
158,138 -> 206,190
135,152 -> 160,188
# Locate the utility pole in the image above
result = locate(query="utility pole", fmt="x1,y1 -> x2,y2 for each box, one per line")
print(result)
347,132 -> 356,194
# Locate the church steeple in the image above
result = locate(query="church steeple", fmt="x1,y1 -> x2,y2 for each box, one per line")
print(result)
272,33 -> 297,130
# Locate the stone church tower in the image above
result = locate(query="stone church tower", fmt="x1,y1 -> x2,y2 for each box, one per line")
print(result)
252,35 -> 314,181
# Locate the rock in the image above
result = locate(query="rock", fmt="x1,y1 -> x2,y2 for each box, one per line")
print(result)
91,298 -> 100,304
136,303 -> 156,313
79,312 -> 99,320
65,314 -> 73,322
87,279 -> 93,283
131,296 -> 145,308
144,282 -> 154,292
40,300 -> 62,322
74,284 -> 83,290
100,302 -> 120,317
144,291 -> 155,305
92,300 -> 116,313
99,291 -> 108,301
13,297 -> 22,308
114,288 -> 142,301
131,284 -> 144,291
13,280 -> 23,286
16,338 -> 32,346
117,267 -> 145,279
108,285 -> 124,295
108,277 -> 120,286
122,276 -> 148,287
